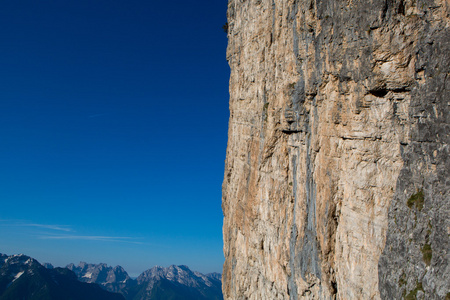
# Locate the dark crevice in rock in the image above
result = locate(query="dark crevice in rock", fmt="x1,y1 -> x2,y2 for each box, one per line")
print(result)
369,88 -> 389,97
397,0 -> 405,15
381,0 -> 390,20
369,86 -> 410,97
331,280 -> 338,295
392,86 -> 410,93
282,129 -> 302,134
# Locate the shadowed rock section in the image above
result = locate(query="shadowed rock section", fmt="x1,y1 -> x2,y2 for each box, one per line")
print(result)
222,0 -> 449,299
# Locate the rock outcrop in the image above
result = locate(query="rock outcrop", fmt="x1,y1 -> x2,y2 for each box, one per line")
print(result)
222,0 -> 449,299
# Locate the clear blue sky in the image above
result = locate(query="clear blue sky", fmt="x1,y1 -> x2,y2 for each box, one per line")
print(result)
0,0 -> 229,277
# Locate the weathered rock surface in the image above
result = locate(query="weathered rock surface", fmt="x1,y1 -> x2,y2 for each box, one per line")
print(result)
222,0 -> 449,299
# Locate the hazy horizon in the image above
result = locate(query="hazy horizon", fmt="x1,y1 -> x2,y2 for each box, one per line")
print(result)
1,251 -> 220,278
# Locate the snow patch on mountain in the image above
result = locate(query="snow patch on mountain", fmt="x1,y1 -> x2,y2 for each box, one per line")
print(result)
13,271 -> 24,282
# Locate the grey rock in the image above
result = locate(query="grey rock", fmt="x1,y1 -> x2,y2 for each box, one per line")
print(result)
223,0 -> 449,299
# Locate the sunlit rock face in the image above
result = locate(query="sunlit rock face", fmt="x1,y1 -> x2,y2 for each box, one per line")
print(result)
222,0 -> 449,299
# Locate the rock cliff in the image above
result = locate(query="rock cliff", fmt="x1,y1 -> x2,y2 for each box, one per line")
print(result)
222,0 -> 449,299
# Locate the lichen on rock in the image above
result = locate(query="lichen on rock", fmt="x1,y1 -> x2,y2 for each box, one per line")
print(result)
222,0 -> 449,299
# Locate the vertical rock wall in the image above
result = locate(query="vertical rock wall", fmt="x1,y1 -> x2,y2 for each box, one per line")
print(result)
222,0 -> 449,299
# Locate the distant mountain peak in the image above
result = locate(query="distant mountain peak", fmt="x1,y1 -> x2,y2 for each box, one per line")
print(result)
68,261 -> 222,300
1,253 -> 222,300
43,262 -> 54,269
67,261 -> 133,296
0,253 -> 124,300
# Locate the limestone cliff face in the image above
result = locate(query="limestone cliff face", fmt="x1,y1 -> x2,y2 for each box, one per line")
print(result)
222,0 -> 449,299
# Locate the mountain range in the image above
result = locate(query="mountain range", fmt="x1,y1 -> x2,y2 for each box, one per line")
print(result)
66,262 -> 222,300
0,253 -> 222,300
0,254 -> 124,300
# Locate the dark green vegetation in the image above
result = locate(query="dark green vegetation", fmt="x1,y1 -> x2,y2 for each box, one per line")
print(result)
398,274 -> 407,287
404,281 -> 424,300
407,189 -> 424,211
421,243 -> 432,266
263,102 -> 269,122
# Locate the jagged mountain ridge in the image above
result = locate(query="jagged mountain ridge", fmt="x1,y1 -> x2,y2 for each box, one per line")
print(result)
66,261 -> 222,300
0,254 -> 124,300
1,253 -> 222,300
67,262 -> 134,296
135,265 -> 222,300
137,265 -> 220,288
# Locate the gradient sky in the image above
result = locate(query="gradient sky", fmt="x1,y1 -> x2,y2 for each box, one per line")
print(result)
0,0 -> 229,277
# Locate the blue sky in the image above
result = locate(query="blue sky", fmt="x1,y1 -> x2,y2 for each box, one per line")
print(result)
0,0 -> 229,276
